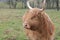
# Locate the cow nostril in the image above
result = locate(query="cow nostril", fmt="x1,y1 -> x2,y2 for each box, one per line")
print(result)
25,24 -> 27,27
24,24 -> 30,29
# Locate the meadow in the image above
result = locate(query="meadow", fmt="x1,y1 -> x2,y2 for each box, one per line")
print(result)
0,9 -> 60,40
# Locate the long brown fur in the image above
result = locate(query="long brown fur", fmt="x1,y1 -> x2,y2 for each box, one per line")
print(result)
22,8 -> 55,40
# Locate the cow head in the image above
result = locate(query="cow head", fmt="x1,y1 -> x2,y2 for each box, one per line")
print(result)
23,0 -> 46,31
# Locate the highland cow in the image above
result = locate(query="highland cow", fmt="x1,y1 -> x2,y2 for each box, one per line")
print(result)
22,0 -> 55,40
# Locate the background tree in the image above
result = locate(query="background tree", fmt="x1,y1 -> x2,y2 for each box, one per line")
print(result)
7,0 -> 17,8
56,0 -> 59,11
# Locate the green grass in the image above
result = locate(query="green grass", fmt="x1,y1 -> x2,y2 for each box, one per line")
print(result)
0,9 -> 27,40
0,9 -> 60,40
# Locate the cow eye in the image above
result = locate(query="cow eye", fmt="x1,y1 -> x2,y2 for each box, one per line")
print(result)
31,16 -> 37,19
31,16 -> 35,19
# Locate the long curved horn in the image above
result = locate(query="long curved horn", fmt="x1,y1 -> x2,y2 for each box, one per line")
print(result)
41,0 -> 46,10
27,1 -> 33,9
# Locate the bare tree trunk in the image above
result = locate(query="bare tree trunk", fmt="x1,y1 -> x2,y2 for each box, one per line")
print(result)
37,0 -> 40,8
46,0 -> 51,9
7,0 -> 13,8
13,0 -> 17,9
56,0 -> 59,11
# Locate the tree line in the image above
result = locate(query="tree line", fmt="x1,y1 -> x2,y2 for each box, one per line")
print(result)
6,0 -> 27,9
0,0 -> 60,10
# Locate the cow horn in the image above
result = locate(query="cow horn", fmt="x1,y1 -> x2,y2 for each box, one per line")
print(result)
27,1 -> 33,9
40,0 -> 46,10
27,0 -> 46,10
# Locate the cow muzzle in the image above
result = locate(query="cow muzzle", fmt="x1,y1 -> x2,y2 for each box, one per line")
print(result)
23,22 -> 30,29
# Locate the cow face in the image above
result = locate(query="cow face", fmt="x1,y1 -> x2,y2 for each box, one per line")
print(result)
22,8 -> 45,30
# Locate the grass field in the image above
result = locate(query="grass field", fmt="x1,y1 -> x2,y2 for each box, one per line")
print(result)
0,9 -> 60,40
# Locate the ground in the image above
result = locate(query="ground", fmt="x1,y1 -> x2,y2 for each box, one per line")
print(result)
0,9 -> 60,40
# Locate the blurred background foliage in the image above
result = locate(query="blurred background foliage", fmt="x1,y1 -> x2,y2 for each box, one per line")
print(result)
0,0 -> 59,10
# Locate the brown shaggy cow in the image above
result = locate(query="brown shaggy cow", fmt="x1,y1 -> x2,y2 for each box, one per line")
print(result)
22,0 -> 55,40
